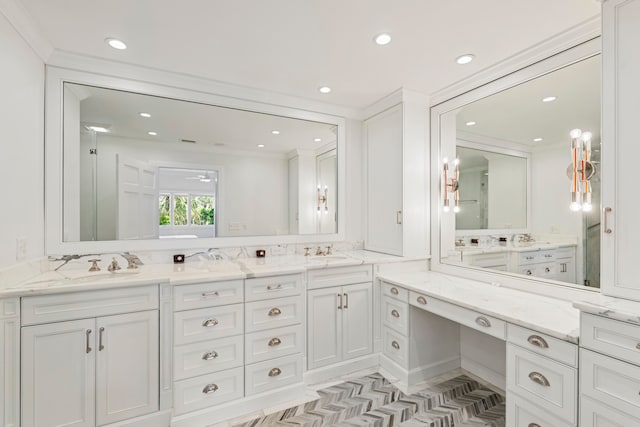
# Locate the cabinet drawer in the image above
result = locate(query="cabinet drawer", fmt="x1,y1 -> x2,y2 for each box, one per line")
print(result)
22,285 -> 158,326
173,367 -> 243,415
382,296 -> 408,335
507,344 -> 577,424
580,395 -> 640,426
245,295 -> 303,333
581,348 -> 640,419
409,291 -> 506,340
307,265 -> 372,290
173,304 -> 243,345
518,263 -> 556,278
556,247 -> 575,259
581,312 -> 640,366
245,324 -> 304,364
173,335 -> 243,381
507,324 -> 578,367
518,251 -> 540,264
506,392 -> 573,427
468,252 -> 507,268
245,274 -> 303,302
173,280 -> 243,311
381,282 -> 408,303
382,326 -> 408,367
245,353 -> 303,396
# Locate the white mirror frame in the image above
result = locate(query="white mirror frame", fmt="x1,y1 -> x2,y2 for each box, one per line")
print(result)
45,66 -> 347,254
430,36 -> 601,296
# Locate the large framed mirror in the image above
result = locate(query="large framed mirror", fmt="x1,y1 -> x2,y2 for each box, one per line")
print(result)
46,68 -> 346,254
431,39 -> 601,290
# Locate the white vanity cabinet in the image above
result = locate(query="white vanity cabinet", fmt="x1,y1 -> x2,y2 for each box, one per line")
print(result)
0,298 -> 19,427
601,0 -> 640,301
21,286 -> 160,427
307,266 -> 373,370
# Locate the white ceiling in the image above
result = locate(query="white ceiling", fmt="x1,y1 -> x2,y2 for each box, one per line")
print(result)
20,0 -> 600,109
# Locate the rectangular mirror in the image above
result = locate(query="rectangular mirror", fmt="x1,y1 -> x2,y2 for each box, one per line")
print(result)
437,51 -> 601,289
63,83 -> 339,242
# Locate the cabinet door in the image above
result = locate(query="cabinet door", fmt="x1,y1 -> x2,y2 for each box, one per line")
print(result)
602,0 -> 640,300
96,311 -> 159,426
22,319 -> 95,427
556,258 -> 576,284
307,287 -> 342,369
365,104 -> 403,255
342,282 -> 373,361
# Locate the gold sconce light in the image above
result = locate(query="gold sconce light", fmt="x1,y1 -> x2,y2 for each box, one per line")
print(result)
317,185 -> 328,213
567,129 -> 595,212
442,157 -> 460,213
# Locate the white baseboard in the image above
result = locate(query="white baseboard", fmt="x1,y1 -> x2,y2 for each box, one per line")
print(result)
461,356 -> 506,392
379,354 -> 461,394
303,353 -> 379,385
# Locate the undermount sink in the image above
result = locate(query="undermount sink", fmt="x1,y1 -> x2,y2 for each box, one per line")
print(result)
64,270 -> 141,282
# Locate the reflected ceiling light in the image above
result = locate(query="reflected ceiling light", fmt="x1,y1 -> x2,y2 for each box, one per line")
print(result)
442,157 -> 460,213
139,112 -> 151,118
533,138 -> 543,142
257,144 -> 265,148
105,38 -> 127,50
318,86 -> 332,94
456,54 -> 475,64
542,96 -> 557,103
84,125 -> 110,133
568,128 -> 596,212
147,131 -> 157,136
374,33 -> 391,45
314,138 -> 322,142
465,121 -> 477,126
271,130 -> 280,135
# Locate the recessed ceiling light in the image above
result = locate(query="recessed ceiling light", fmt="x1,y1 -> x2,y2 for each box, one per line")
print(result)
84,125 -> 110,133
139,112 -> 151,118
374,33 -> 391,46
465,121 -> 477,126
257,144 -> 265,148
314,138 -> 322,142
533,138 -> 543,142
105,38 -> 127,50
318,86 -> 332,94
148,131 -> 157,136
271,130 -> 280,135
456,54 -> 475,65
542,96 -> 557,103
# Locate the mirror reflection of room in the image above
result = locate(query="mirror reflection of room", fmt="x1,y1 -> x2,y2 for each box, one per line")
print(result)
440,54 -> 601,288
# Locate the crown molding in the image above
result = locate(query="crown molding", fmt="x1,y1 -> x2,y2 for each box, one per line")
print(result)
0,0 -> 53,61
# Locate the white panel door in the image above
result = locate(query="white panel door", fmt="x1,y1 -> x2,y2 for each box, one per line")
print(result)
307,286 -> 342,369
22,319 -> 95,427
96,311 -> 159,426
602,0 -> 640,300
342,282 -> 373,361
365,104 -> 403,255
116,155 -> 158,240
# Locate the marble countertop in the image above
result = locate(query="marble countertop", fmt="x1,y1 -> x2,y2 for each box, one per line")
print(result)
450,242 -> 576,256
0,251 -> 426,298
377,270 -> 581,343
574,297 -> 640,325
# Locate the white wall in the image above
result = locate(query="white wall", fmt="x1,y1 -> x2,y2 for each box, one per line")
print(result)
0,12 -> 44,268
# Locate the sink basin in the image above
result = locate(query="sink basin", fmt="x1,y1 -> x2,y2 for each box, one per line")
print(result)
64,270 -> 141,282
308,255 -> 349,261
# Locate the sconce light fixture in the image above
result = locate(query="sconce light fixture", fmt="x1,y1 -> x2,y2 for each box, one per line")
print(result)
317,185 -> 328,213
442,157 -> 460,213
567,128 -> 595,212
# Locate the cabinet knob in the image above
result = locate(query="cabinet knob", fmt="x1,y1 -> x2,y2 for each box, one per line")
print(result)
202,351 -> 218,361
202,318 -> 219,327
526,270 -> 533,275
268,337 -> 282,347
475,316 -> 491,328
202,383 -> 219,394
417,296 -> 427,305
269,367 -> 282,377
527,335 -> 549,349
391,341 -> 400,350
544,267 -> 551,273
391,309 -> 400,318
390,287 -> 399,295
267,284 -> 283,291
528,371 -> 550,387
268,307 -> 282,316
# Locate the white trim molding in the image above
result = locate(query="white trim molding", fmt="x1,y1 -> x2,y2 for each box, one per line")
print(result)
0,0 -> 53,61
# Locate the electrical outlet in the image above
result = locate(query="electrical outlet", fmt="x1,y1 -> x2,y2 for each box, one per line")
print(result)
16,237 -> 27,261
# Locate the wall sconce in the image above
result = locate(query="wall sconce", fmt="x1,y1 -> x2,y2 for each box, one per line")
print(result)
567,128 -> 595,212
317,185 -> 328,213
442,157 -> 460,213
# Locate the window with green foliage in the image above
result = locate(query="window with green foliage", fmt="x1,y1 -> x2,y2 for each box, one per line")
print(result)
191,196 -> 215,225
159,193 -> 215,226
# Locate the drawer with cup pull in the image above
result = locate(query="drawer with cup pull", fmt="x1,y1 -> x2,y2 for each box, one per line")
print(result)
245,274 -> 304,302
581,312 -> 640,366
580,394 -> 640,426
409,291 -> 506,340
245,324 -> 304,364
382,326 -> 408,366
507,343 -> 577,424
381,281 -> 409,302
382,296 -> 408,335
506,392 -> 574,427
173,280 -> 243,311
173,335 -> 244,381
173,366 -> 243,415
245,295 -> 303,332
244,353 -> 303,396
507,324 -> 577,367
173,303 -> 243,345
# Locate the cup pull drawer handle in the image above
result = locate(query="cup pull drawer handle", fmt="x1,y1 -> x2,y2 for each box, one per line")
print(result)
528,335 -> 549,349
636,343 -> 640,350
267,284 -> 282,290
390,287 -> 399,295
528,424 -> 541,427
268,307 -> 282,316
391,309 -> 400,318
202,351 -> 218,361
202,318 -> 219,327
202,383 -> 218,394
417,296 -> 427,305
475,316 -> 491,327
201,291 -> 219,298
392,341 -> 400,350
269,367 -> 282,377
268,337 -> 282,346
528,371 -> 550,387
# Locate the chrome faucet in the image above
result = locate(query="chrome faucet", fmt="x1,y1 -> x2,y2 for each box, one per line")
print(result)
315,246 -> 324,256
107,257 -> 121,272
121,252 -> 143,268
